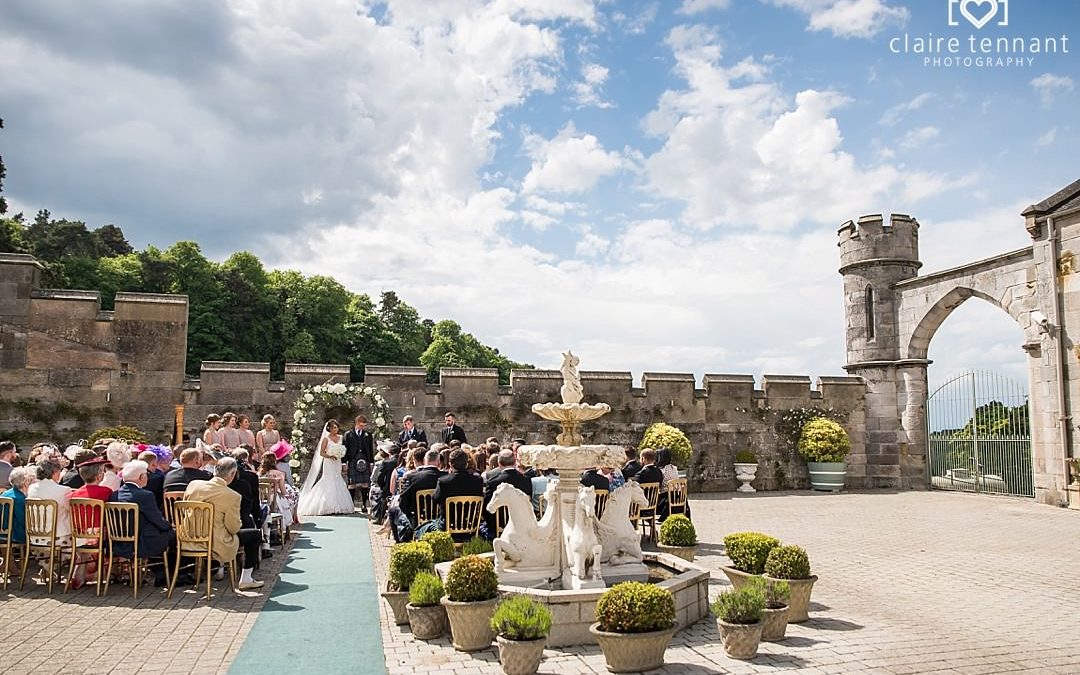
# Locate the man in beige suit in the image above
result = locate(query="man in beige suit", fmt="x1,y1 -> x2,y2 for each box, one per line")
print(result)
183,457 -> 264,590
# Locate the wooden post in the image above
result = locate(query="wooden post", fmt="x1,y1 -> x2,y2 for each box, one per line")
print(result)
173,404 -> 185,446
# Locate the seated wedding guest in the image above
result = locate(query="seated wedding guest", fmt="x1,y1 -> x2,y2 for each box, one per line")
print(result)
657,448 -> 680,489
0,441 -> 17,489
258,454 -> 300,527
27,455 -> 74,547
429,449 -> 484,540
1,466 -> 34,545
622,447 -> 642,481
482,450 -> 532,539
184,457 -> 265,590
220,412 -> 241,450
237,415 -> 256,456
101,442 -> 131,491
271,440 -> 295,487
580,467 -> 610,492
113,460 -> 176,587
163,449 -> 212,493
230,449 -> 269,559
483,453 -> 501,483
633,448 -> 663,485
70,457 -> 113,507
530,468 -> 557,513
61,449 -> 98,489
599,465 -> 625,491
391,450 -> 443,542
200,450 -> 219,473
138,449 -> 167,510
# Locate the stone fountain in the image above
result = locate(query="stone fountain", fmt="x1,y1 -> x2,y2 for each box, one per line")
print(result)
490,351 -> 648,590
463,350 -> 711,647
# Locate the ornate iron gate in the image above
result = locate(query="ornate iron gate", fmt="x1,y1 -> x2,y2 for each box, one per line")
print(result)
926,370 -> 1033,498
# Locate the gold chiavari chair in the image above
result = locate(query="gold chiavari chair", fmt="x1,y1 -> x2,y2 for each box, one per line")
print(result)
67,498 -> 105,595
258,479 -> 285,549
593,489 -> 610,521
446,496 -> 484,555
494,505 -> 509,538
667,479 -> 688,517
637,482 -> 661,543
169,501 -> 236,600
22,498 -> 62,593
162,491 -> 185,526
103,501 -> 159,598
414,489 -> 437,528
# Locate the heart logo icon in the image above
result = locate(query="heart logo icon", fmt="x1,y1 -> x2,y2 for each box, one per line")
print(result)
960,0 -> 998,29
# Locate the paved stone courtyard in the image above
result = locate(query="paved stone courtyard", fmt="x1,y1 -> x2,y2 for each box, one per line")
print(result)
1,490 -> 1077,674
374,490 -> 1080,675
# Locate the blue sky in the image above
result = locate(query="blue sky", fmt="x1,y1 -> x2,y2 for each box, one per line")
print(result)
1,0 -> 1076,388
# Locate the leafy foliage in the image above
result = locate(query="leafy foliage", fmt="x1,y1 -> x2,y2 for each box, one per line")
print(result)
595,582 -> 676,634
388,541 -> 434,591
764,545 -> 812,580
87,425 -> 149,446
420,319 -> 532,385
711,578 -> 765,625
638,422 -> 693,466
444,555 -> 499,602
490,595 -> 553,640
734,450 -> 757,464
462,536 -> 494,556
419,530 -> 456,564
407,571 -> 444,607
764,579 -> 790,609
659,514 -> 697,547
723,532 -> 781,574
797,418 -> 851,463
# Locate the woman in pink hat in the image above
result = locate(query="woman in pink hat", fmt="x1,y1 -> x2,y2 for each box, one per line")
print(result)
259,442 -> 300,526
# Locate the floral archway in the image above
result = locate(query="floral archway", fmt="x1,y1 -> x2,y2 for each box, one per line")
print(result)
289,381 -> 391,479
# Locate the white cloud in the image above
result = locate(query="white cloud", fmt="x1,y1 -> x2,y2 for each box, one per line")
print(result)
898,125 -> 940,150
574,226 -> 610,256
1036,128 -> 1057,148
522,122 -> 629,194
611,3 -> 659,35
766,0 -> 909,39
677,0 -> 731,14
520,210 -> 559,231
880,92 -> 933,126
571,63 -> 614,109
643,26 -> 956,231
1030,73 -> 1074,107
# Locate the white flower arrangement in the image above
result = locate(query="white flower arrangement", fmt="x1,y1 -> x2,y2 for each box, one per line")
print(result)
287,380 -> 393,467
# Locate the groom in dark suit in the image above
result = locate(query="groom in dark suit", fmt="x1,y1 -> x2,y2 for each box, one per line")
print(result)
343,415 -> 375,511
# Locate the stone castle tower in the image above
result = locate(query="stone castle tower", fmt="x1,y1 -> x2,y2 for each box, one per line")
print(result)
838,214 -> 927,489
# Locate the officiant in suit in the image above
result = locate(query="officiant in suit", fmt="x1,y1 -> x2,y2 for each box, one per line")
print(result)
440,412 -> 468,445
343,414 -> 375,511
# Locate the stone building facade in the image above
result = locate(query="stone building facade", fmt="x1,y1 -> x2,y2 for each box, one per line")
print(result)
840,178 -> 1080,506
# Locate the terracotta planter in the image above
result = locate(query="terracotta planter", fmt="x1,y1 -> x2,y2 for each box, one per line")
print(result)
657,542 -> 696,562
760,605 -> 789,641
719,565 -> 759,590
381,587 -> 410,625
496,635 -> 546,675
441,596 -> 498,652
589,623 -> 678,673
716,619 -> 762,660
765,575 -> 816,622
406,602 -> 448,640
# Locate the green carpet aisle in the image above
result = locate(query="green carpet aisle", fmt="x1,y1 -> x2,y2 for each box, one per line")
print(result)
229,515 -> 385,674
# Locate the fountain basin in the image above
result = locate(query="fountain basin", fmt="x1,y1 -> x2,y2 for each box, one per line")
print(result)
438,552 -> 710,648
531,402 -> 612,421
517,444 -> 627,472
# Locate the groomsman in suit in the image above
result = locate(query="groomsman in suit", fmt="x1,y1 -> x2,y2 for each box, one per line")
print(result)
397,415 -> 427,447
440,412 -> 468,445
343,415 -> 375,511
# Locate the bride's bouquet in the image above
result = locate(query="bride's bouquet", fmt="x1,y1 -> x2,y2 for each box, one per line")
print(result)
324,444 -> 345,460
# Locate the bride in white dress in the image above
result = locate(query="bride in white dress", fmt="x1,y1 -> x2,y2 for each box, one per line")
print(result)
297,419 -> 355,516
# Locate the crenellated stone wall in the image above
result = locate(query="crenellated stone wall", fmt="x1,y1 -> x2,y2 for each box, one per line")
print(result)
0,251 -> 867,492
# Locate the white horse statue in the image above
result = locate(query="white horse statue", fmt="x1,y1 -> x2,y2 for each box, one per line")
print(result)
565,485 -> 603,582
596,482 -> 649,566
489,482 -> 558,573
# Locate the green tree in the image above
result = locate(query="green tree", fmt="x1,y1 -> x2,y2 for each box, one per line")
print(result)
345,295 -> 406,379
0,117 -> 6,216
96,253 -> 145,309
419,319 -> 532,384
378,291 -> 428,363
0,215 -> 29,254
93,224 -> 133,256
164,241 -> 235,374
218,252 -> 276,364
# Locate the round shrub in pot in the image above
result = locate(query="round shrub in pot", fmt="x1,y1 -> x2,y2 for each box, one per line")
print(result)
721,531 -> 780,588
406,572 -> 447,639
763,544 -> 816,623
490,595 -> 553,675
441,555 -> 500,651
590,582 -> 678,673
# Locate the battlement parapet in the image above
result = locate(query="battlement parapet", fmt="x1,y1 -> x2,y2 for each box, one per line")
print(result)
838,213 -> 921,273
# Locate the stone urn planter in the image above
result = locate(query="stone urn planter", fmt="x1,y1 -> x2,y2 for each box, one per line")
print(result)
760,605 -> 790,641
716,619 -> 763,660
719,565 -> 758,590
381,586 -> 410,626
657,542 -> 696,562
766,575 -> 817,623
733,463 -> 758,492
406,602 -> 448,640
589,623 -> 678,673
496,636 -> 546,675
442,596 -> 498,651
